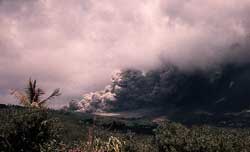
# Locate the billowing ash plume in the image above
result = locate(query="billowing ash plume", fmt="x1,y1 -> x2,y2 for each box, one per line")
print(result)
0,0 -> 250,107
75,63 -> 250,113
76,71 -> 122,112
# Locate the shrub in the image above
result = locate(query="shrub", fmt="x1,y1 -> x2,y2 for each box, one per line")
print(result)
0,109 -> 63,152
155,122 -> 250,152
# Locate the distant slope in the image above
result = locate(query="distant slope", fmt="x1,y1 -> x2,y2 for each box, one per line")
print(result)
2,103 -> 250,132
0,104 -> 157,136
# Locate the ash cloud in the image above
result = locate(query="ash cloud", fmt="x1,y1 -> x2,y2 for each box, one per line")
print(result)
0,0 -> 250,107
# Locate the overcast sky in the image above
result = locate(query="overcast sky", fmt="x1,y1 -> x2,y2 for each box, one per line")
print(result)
0,0 -> 250,108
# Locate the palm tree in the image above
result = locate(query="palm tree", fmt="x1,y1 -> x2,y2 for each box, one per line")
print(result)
10,78 -> 61,108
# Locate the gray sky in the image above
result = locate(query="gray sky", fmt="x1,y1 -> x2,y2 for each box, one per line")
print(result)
0,0 -> 250,108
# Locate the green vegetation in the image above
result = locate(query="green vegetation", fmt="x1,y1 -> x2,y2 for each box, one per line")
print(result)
0,107 -> 62,152
1,105 -> 250,152
155,123 -> 250,152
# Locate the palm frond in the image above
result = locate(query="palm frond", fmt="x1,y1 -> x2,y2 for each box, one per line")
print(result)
33,80 -> 36,90
11,78 -> 61,108
38,88 -> 61,106
33,88 -> 45,103
10,89 -> 30,106
26,78 -> 36,102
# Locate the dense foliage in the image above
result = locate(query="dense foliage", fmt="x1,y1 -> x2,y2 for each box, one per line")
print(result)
0,107 -> 62,152
155,122 -> 250,152
1,105 -> 250,152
